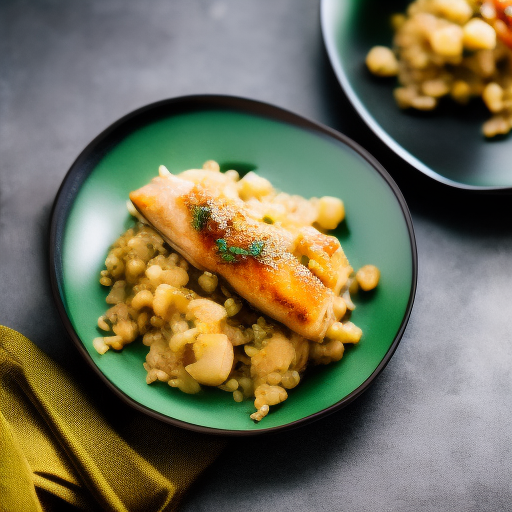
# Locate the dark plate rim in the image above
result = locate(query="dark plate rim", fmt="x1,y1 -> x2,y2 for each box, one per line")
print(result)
49,93 -> 418,436
320,0 -> 512,192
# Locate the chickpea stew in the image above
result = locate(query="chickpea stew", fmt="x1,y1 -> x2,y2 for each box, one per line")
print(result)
93,162 -> 380,422
366,0 -> 512,138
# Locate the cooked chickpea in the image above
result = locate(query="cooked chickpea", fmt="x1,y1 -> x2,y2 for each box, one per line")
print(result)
367,0 -> 512,137
333,295 -> 347,321
326,321 -> 362,344
137,311 -> 150,334
169,328 -> 198,352
103,335 -> 124,351
198,271 -> 218,293
482,115 -> 511,137
483,83 -> 504,113
125,258 -> 146,282
142,330 -> 163,346
310,339 -> 344,365
244,345 -> 259,358
281,370 -> 300,389
112,319 -> 138,343
160,267 -> 189,288
365,46 -> 399,76
266,372 -> 281,385
421,79 -> 450,98
202,160 -> 220,172
411,95 -> 437,110
99,276 -> 112,287
236,377 -> 253,398
394,86 -> 418,109
224,297 -> 242,317
150,315 -> 165,328
356,264 -> 380,291
451,80 -> 471,104
233,390 -> 244,402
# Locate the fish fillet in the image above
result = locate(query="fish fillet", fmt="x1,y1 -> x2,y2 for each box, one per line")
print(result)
129,172 -> 341,341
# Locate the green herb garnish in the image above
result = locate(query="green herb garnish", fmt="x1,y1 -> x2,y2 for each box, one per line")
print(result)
229,246 -> 249,255
215,238 -> 228,252
221,253 -> 236,262
215,238 -> 265,262
248,240 -> 264,257
262,216 -> 274,224
191,205 -> 211,231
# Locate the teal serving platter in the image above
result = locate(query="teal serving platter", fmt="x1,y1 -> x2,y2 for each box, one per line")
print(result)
50,95 -> 416,435
321,0 -> 512,190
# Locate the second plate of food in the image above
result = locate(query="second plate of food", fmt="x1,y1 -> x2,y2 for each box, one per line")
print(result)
50,95 -> 416,435
321,0 -> 512,190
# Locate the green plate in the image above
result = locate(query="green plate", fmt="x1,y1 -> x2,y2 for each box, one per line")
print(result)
321,0 -> 512,190
50,95 -> 416,435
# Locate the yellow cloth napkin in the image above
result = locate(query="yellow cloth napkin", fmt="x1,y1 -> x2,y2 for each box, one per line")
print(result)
0,326 -> 227,512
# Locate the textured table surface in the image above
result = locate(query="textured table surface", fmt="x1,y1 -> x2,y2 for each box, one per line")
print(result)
1,1 -> 511,510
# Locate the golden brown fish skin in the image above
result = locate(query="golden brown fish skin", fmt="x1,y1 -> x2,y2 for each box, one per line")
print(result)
129,174 -> 336,341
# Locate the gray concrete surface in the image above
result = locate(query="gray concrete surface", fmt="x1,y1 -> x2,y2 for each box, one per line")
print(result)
1,1 -> 511,510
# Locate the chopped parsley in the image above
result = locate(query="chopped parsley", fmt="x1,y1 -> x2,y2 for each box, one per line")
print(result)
215,238 -> 265,262
248,241 -> 264,257
191,205 -> 211,231
215,238 -> 228,252
229,246 -> 249,255
221,253 -> 236,262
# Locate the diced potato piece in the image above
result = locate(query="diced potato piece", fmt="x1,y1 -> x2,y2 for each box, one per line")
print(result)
187,299 -> 227,324
237,171 -> 274,200
432,0 -> 472,24
429,24 -> 463,57
93,337 -> 110,354
315,196 -> 345,230
185,334 -> 234,386
463,18 -> 496,51
326,321 -> 362,344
